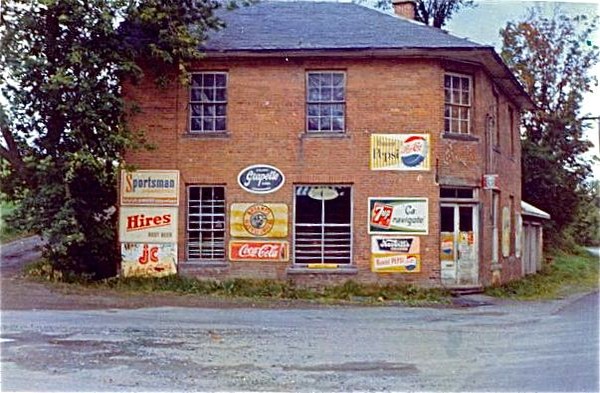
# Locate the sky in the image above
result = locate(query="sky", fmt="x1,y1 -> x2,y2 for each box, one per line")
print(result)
443,0 -> 600,178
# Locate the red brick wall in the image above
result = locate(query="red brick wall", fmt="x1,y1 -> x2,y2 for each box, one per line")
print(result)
123,55 -> 523,287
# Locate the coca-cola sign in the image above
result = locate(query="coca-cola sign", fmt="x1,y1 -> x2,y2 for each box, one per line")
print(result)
237,164 -> 285,194
229,240 -> 289,262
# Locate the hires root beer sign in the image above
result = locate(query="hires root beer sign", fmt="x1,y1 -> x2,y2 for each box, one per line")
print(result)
119,206 -> 178,243
229,240 -> 289,262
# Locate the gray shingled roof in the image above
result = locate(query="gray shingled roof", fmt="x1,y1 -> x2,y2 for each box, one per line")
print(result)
204,1 -> 486,52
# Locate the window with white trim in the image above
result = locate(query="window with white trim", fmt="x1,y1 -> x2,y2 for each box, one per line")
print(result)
444,73 -> 471,134
306,72 -> 346,133
294,186 -> 352,265
189,72 -> 227,133
187,186 -> 225,261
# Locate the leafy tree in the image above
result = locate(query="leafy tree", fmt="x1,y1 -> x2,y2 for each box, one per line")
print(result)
500,8 -> 599,247
371,0 -> 475,28
0,0 -> 224,279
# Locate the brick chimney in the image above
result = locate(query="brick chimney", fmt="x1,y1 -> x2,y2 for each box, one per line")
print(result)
392,0 -> 417,20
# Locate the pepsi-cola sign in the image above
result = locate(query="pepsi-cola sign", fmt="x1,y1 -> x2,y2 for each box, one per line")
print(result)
370,134 -> 430,171
238,164 -> 285,194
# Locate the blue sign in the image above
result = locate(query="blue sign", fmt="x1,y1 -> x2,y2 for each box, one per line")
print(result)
237,164 -> 285,194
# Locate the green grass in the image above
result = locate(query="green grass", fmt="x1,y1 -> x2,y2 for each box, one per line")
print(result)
95,276 -> 451,305
485,250 -> 599,300
0,201 -> 26,244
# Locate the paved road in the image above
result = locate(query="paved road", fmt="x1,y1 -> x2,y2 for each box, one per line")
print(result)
1,292 -> 598,392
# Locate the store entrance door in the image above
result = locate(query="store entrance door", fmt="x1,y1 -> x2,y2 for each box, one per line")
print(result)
440,204 -> 479,286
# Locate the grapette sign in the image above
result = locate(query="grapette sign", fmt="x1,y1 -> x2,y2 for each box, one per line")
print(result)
120,170 -> 179,205
119,206 -> 178,243
237,164 -> 285,194
229,240 -> 289,262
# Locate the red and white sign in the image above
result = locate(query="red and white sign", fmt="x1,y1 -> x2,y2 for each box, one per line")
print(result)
121,243 -> 177,277
482,174 -> 499,190
119,206 -> 178,243
229,241 -> 289,262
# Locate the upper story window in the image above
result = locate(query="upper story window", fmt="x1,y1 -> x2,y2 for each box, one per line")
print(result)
444,73 -> 471,134
189,72 -> 227,133
306,71 -> 346,133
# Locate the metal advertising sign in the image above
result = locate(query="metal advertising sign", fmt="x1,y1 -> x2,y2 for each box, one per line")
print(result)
515,214 -> 523,258
230,203 -> 288,238
368,198 -> 428,234
121,243 -> 177,277
120,170 -> 179,206
482,174 -> 499,190
119,206 -> 178,243
237,164 -> 285,194
370,134 -> 430,171
229,240 -> 289,262
371,236 -> 420,273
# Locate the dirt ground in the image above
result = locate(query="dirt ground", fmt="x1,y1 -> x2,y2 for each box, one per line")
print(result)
0,236 -> 334,311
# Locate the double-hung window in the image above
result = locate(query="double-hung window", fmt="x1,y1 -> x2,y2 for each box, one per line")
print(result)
294,185 -> 352,265
444,73 -> 471,134
189,72 -> 227,133
187,186 -> 225,261
306,71 -> 346,133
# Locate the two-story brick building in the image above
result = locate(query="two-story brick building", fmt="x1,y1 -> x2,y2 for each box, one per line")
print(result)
121,0 -> 534,288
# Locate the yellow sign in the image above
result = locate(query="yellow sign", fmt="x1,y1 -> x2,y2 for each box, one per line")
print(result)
121,170 -> 179,206
121,243 -> 177,277
370,134 -> 430,171
230,203 -> 288,238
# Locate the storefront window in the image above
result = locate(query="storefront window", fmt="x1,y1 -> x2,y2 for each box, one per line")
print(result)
294,185 -> 352,264
187,186 -> 225,261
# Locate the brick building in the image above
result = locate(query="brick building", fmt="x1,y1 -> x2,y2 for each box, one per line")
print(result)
121,1 -> 534,288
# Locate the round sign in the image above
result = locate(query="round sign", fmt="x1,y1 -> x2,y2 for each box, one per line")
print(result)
243,204 -> 275,236
237,164 -> 285,194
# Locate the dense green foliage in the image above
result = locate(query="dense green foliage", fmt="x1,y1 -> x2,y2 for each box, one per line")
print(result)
0,0 -> 225,278
371,0 -> 475,28
501,9 -> 599,248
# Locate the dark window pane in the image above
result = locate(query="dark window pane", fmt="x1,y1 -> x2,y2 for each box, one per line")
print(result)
191,104 -> 202,116
202,119 -> 212,131
320,88 -> 332,101
459,206 -> 473,231
333,87 -> 344,101
191,89 -> 203,102
191,118 -> 202,131
215,74 -> 226,87
308,104 -> 319,116
308,88 -> 320,101
216,104 -> 226,116
191,76 -> 202,87
202,88 -> 214,101
332,104 -> 344,117
456,189 -> 473,198
332,117 -> 344,131
320,104 -> 332,116
320,117 -> 331,131
441,206 -> 454,232
296,192 -> 322,224
319,73 -> 332,87
440,188 -> 456,198
215,117 -> 226,131
203,73 -> 215,86
324,187 -> 351,224
307,117 -> 319,131
215,88 -> 226,102
203,105 -> 215,116
332,73 -> 344,87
